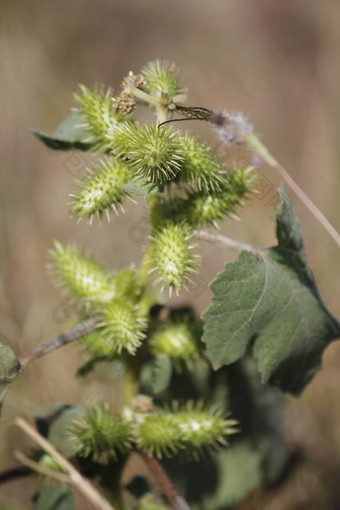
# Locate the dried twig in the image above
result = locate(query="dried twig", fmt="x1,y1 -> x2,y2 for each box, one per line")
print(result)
18,316 -> 99,370
139,452 -> 190,510
15,417 -> 115,510
193,229 -> 264,254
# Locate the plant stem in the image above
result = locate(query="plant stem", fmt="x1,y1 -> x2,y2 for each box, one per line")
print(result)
129,84 -> 167,124
15,418 -> 115,510
18,316 -> 100,370
14,451 -> 71,484
128,85 -> 160,108
193,229 -> 264,254
245,132 -> 340,247
139,452 -> 190,510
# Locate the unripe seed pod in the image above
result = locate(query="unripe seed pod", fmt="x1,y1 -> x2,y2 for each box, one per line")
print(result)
71,157 -> 133,222
49,242 -> 114,309
148,222 -> 198,294
112,123 -> 184,185
69,403 -> 133,461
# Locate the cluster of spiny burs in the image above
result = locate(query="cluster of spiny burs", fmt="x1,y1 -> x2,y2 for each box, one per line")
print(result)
48,61 -> 256,466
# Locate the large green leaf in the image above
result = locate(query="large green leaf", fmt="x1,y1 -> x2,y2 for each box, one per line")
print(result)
33,485 -> 76,510
0,343 -> 19,416
32,111 -> 94,151
202,185 -> 340,394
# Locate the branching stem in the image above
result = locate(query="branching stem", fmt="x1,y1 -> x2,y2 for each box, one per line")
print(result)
139,452 -> 190,510
18,316 -> 100,370
14,450 -> 71,484
193,229 -> 265,254
15,418 -> 115,510
128,84 -> 167,124
245,132 -> 340,247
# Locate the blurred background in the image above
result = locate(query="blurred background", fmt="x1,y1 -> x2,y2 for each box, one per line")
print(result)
1,0 -> 339,508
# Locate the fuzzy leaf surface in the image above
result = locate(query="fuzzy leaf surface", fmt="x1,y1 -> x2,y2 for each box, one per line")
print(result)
33,111 -> 94,151
33,485 -> 76,510
48,406 -> 87,458
0,343 -> 19,416
202,185 -> 340,394
140,354 -> 172,395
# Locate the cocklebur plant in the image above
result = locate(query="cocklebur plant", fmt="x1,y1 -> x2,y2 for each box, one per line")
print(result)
1,60 -> 339,510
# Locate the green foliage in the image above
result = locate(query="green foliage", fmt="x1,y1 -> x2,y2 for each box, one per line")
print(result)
0,343 -> 19,416
159,359 -> 288,509
33,485 -> 76,510
48,406 -> 87,458
71,157 -> 133,221
140,354 -> 173,394
11,58 -> 336,509
32,110 -> 94,151
202,186 -> 340,394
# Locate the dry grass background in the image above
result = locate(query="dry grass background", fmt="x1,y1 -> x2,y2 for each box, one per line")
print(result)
0,1 -> 340,508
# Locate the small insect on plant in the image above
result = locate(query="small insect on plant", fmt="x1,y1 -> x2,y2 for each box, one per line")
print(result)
0,60 -> 339,510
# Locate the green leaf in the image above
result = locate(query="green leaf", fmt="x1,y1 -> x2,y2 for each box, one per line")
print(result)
76,355 -> 109,378
202,185 -> 340,394
0,343 -> 19,416
33,485 -> 76,510
32,111 -> 94,151
48,406 -> 87,458
35,404 -> 71,437
140,354 -> 172,395
119,176 -> 163,197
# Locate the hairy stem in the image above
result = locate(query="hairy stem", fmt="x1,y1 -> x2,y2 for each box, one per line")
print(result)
18,316 -> 100,370
139,452 -> 190,510
193,229 -> 264,253
15,418 -> 115,510
245,132 -> 340,247
128,85 -> 160,108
